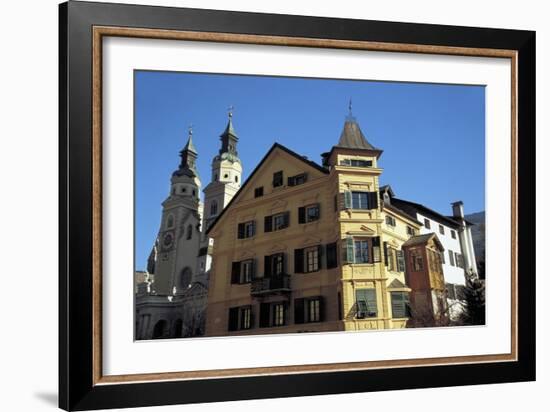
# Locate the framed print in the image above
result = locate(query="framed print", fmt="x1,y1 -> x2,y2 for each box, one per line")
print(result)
59,1 -> 535,410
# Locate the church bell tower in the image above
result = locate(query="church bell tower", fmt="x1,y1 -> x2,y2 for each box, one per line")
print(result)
150,127 -> 203,296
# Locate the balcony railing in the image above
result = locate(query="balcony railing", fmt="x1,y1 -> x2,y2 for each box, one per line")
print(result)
250,275 -> 291,296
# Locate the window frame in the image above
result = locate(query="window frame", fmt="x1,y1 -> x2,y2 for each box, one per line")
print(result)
272,170 -> 283,187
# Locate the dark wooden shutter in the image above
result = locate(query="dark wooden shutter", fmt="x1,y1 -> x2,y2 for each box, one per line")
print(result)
383,241 -> 389,266
283,211 -> 290,228
259,303 -> 270,328
294,298 -> 305,324
326,242 -> 337,269
368,191 -> 379,210
317,244 -> 324,269
298,207 -> 306,224
372,236 -> 381,263
231,261 -> 241,284
264,255 -> 272,277
251,259 -> 257,280
294,248 -> 304,273
319,296 -> 326,322
287,176 -> 295,186
228,307 -> 239,331
237,223 -> 245,239
264,215 -> 272,232
282,253 -> 287,274
338,292 -> 343,320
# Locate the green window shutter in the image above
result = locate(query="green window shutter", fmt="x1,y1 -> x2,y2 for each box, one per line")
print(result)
231,261 -> 241,284
294,298 -> 305,324
264,215 -> 272,232
365,289 -> 378,317
228,307 -> 239,331
346,236 -> 355,263
397,250 -> 406,272
344,191 -> 352,209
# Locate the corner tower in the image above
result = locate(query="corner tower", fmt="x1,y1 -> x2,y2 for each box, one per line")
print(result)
202,110 -> 243,231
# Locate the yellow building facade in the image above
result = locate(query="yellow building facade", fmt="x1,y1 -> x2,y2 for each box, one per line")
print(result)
205,115 -> 422,337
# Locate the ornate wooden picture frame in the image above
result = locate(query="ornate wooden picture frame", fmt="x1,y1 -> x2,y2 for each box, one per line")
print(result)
59,1 -> 535,410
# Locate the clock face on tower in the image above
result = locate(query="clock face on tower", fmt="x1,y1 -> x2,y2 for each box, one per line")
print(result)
161,231 -> 174,250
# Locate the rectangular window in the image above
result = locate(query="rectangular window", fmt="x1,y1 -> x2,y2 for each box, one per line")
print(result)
299,204 -> 320,224
351,191 -> 369,209
455,253 -> 463,268
448,250 -> 455,266
411,249 -> 424,271
406,226 -> 415,236
446,283 -> 457,300
354,240 -> 370,263
385,215 -> 396,227
307,298 -> 321,322
238,220 -> 255,239
272,171 -> 283,187
273,303 -> 285,326
272,253 -> 284,276
254,186 -> 264,198
228,306 -> 253,331
240,306 -> 252,329
305,246 -> 319,273
340,159 -> 372,167
288,173 -> 308,186
451,229 -> 457,239
355,289 -> 377,318
241,259 -> 254,283
424,218 -> 431,229
273,213 -> 285,230
397,250 -> 406,272
390,292 -> 410,318
439,224 -> 445,235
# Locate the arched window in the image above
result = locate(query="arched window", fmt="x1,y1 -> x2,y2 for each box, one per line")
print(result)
181,187 -> 186,193
235,175 -> 239,183
166,214 -> 174,229
152,320 -> 167,339
179,267 -> 192,290
186,224 -> 193,240
210,200 -> 218,216
192,189 -> 196,196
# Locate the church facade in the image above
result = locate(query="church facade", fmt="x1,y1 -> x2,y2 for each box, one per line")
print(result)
135,113 -> 242,340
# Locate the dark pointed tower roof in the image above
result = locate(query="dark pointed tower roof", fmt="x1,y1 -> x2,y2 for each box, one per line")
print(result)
218,107 -> 239,158
321,101 -> 383,164
174,126 -> 199,178
336,100 -> 380,151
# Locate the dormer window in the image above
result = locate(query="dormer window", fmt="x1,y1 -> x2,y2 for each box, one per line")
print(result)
272,171 -> 283,187
287,173 -> 307,187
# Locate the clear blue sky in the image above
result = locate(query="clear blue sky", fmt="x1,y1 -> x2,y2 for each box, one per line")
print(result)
135,70 -> 485,270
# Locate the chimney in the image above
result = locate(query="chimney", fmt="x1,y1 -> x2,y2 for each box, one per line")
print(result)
451,201 -> 464,219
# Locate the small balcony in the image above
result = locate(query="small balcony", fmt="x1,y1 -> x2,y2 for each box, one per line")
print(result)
251,275 -> 291,297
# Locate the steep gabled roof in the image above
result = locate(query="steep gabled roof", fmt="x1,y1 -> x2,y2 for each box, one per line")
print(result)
402,233 -> 445,251
206,143 -> 328,235
391,198 -> 461,229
